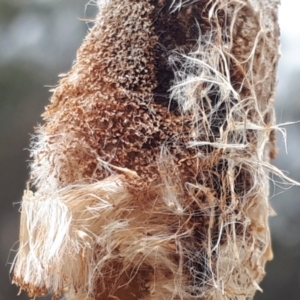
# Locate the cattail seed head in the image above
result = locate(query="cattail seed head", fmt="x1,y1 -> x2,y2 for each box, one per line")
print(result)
13,1 -> 287,299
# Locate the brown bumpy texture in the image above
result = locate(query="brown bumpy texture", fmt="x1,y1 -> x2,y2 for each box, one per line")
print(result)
13,1 -> 283,300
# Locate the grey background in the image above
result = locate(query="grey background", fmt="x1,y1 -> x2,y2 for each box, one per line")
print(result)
0,0 -> 299,299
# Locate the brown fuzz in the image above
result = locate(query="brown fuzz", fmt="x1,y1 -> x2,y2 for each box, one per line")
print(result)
13,1 -> 290,300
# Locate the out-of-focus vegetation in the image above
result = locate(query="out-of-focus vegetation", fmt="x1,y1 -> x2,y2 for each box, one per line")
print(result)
0,1 -> 299,299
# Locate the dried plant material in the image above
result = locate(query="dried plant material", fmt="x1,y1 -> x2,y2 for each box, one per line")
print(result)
12,0 -> 294,299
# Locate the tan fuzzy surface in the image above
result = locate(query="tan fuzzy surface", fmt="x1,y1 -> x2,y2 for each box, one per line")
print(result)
12,0 -> 287,299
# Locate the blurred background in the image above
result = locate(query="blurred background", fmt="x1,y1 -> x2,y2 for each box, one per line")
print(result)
0,0 -> 299,299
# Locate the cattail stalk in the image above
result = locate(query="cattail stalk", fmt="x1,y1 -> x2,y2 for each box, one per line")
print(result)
12,0 -> 289,299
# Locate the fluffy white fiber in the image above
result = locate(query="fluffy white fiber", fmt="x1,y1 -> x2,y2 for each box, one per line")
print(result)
12,0 -> 296,299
